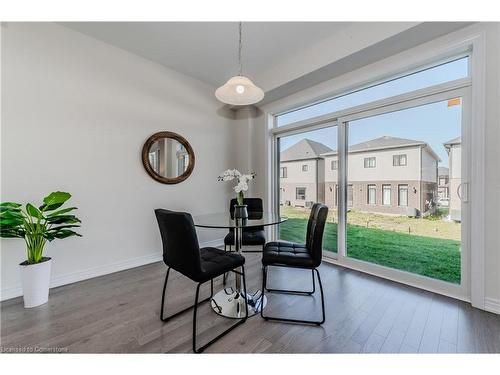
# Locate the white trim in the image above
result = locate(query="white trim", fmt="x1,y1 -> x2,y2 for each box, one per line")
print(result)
261,28 -> 479,116
468,31 -> 486,310
338,120 -> 347,257
323,256 -> 469,303
484,298 -> 500,315
273,53 -> 472,119
271,77 -> 470,135
0,238 -> 224,302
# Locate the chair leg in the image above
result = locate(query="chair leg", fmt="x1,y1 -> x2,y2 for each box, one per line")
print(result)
160,267 -> 213,322
265,268 -> 316,295
192,267 -> 248,353
223,245 -> 230,285
261,266 -> 325,326
315,268 -> 326,325
222,246 -> 226,285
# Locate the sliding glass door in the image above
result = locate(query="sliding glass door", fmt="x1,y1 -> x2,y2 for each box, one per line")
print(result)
273,55 -> 471,297
344,97 -> 464,284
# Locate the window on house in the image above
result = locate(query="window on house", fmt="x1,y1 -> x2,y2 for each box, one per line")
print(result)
367,185 -> 376,205
331,160 -> 338,170
364,157 -> 376,168
393,154 -> 407,166
348,184 -> 353,207
280,167 -> 287,178
382,185 -> 391,205
296,187 -> 306,200
439,177 -> 448,185
302,164 -> 308,172
398,185 -> 408,206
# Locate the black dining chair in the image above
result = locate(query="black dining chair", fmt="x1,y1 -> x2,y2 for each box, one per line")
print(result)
155,209 -> 249,353
224,198 -> 266,253
260,203 -> 328,325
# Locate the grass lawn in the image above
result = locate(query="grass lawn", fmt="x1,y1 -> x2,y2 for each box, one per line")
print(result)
279,218 -> 461,284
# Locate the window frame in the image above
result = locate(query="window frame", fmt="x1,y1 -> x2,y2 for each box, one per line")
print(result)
301,164 -> 308,172
382,184 -> 392,206
295,187 -> 306,200
398,184 -> 409,207
268,34 -> 486,306
367,184 -> 376,205
393,154 -> 407,166
280,166 -> 287,178
275,56 -> 470,128
364,157 -> 376,168
331,160 -> 338,170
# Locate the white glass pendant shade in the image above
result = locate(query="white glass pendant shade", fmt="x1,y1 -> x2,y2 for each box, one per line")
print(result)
215,75 -> 264,106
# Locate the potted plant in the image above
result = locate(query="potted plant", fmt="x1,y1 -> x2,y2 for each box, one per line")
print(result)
0,191 -> 81,308
218,169 -> 256,218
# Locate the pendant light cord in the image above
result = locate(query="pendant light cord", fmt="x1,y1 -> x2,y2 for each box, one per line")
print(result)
238,21 -> 243,76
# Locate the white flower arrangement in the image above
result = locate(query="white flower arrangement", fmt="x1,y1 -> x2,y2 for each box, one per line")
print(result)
218,169 -> 256,205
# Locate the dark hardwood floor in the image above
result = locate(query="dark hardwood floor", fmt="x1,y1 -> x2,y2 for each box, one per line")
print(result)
1,253 -> 499,353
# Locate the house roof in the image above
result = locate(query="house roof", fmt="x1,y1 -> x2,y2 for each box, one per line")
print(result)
321,136 -> 441,161
280,139 -> 333,162
349,136 -> 427,153
443,136 -> 461,148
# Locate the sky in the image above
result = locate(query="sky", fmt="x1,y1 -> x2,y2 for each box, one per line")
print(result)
279,57 -> 466,167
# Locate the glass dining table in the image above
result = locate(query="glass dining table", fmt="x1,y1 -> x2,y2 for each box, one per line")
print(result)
193,212 -> 287,318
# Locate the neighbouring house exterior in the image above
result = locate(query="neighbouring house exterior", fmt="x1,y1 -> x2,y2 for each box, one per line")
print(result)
322,136 -> 440,215
279,139 -> 332,207
444,137 -> 462,221
438,166 -> 450,198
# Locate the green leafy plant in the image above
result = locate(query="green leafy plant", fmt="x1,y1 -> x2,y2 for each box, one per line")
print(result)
0,191 -> 81,264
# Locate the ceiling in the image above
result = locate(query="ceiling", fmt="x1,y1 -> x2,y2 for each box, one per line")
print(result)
61,22 -> 352,88
60,22 -> 473,105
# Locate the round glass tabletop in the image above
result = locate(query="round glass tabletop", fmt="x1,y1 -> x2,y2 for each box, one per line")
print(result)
193,212 -> 287,229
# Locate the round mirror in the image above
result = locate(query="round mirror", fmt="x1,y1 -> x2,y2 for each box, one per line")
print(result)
141,131 -> 195,184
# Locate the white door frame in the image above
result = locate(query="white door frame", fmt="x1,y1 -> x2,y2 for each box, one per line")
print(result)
335,86 -> 471,302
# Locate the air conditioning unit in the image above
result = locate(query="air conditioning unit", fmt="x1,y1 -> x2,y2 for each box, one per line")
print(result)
406,207 -> 418,218
305,201 -> 314,208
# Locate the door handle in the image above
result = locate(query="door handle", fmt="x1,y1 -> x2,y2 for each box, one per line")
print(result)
458,182 -> 468,203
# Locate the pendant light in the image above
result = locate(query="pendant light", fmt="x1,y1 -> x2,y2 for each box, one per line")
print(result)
215,22 -> 264,106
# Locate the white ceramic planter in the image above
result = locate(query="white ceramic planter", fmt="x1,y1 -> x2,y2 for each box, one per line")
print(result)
19,258 -> 52,308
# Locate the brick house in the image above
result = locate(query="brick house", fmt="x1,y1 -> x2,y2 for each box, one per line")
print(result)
321,136 -> 440,215
438,166 -> 450,198
279,139 -> 332,207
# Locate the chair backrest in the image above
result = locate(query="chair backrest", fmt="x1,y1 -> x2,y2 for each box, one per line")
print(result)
229,198 -> 263,215
229,198 -> 264,230
154,209 -> 202,279
305,203 -> 329,267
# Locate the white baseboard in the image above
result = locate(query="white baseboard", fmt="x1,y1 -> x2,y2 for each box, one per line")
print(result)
0,238 -> 224,302
484,298 -> 500,315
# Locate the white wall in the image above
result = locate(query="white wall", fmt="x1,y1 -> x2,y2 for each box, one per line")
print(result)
257,22 -> 419,92
0,23 -> 237,300
280,160 -> 316,183
421,148 -> 438,183
324,147 -> 426,183
244,22 -> 500,313
482,23 -> 500,313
